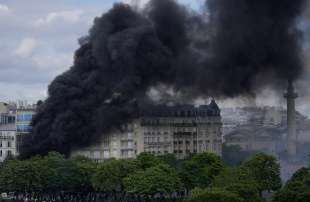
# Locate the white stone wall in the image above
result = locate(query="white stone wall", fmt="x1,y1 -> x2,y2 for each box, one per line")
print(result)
0,130 -> 17,162
72,116 -> 223,160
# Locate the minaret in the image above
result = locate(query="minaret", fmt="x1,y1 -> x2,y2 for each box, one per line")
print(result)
284,80 -> 298,156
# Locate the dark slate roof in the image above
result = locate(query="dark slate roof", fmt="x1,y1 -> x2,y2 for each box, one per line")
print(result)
140,100 -> 221,118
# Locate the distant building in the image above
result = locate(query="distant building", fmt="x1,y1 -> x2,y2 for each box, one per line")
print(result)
222,106 -> 310,156
221,107 -> 286,137
72,100 -> 223,160
224,125 -> 285,156
0,102 -> 16,125
0,124 -> 16,161
15,104 -> 36,155
0,102 -> 17,161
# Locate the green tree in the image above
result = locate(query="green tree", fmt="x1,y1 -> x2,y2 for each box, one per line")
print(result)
71,155 -> 97,191
181,153 -> 224,190
0,159 -> 41,192
0,152 -> 97,194
186,188 -> 243,202
92,159 -> 138,192
124,164 -> 182,197
0,159 -> 25,192
226,183 -> 263,202
273,167 -> 310,202
135,153 -> 162,170
158,153 -> 179,169
242,153 -> 281,195
213,167 -> 262,202
41,152 -> 84,192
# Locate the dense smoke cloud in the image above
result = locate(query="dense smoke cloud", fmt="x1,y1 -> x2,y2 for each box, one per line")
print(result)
206,0 -> 306,96
21,0 -> 306,157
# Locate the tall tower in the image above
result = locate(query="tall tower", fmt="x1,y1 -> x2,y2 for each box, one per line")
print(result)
284,80 -> 298,156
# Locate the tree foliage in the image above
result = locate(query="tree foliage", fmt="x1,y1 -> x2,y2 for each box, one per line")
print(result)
213,168 -> 263,202
124,164 -> 182,196
0,152 -> 95,193
135,152 -> 162,170
181,153 -> 224,189
273,167 -> 310,202
0,151 -> 287,202
92,159 -> 138,192
241,153 -> 281,194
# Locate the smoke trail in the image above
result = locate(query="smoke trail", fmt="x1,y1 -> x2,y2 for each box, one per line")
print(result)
21,0 -> 306,157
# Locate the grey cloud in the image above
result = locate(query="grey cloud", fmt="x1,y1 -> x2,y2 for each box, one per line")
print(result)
0,0 -> 112,101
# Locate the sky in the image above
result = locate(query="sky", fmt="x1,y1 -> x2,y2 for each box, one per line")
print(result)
0,0 -> 203,102
0,0 -> 310,115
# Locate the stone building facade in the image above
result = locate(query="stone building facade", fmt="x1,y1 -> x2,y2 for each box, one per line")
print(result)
0,102 -> 17,161
0,124 -> 16,161
72,100 -> 223,160
15,105 -> 36,155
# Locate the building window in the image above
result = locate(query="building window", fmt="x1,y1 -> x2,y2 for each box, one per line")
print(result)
7,150 -> 12,156
16,124 -> 31,132
17,114 -> 33,122
7,141 -> 11,148
0,141 -> 2,148
0,150 -> 2,157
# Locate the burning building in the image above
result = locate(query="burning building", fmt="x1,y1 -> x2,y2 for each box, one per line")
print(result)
20,0 -> 306,158
72,100 -> 222,160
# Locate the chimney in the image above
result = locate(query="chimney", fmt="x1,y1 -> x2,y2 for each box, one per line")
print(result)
284,80 -> 298,156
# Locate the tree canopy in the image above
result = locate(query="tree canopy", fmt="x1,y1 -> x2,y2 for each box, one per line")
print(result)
241,153 -> 282,195
92,159 -> 138,192
180,153 -> 224,189
0,151 -> 291,202
124,164 -> 182,196
273,167 -> 310,202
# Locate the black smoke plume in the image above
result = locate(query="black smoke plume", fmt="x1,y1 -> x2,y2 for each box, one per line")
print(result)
21,0 -> 306,157
205,0 -> 306,96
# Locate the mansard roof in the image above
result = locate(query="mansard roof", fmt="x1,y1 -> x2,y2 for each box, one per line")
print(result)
140,100 -> 221,118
